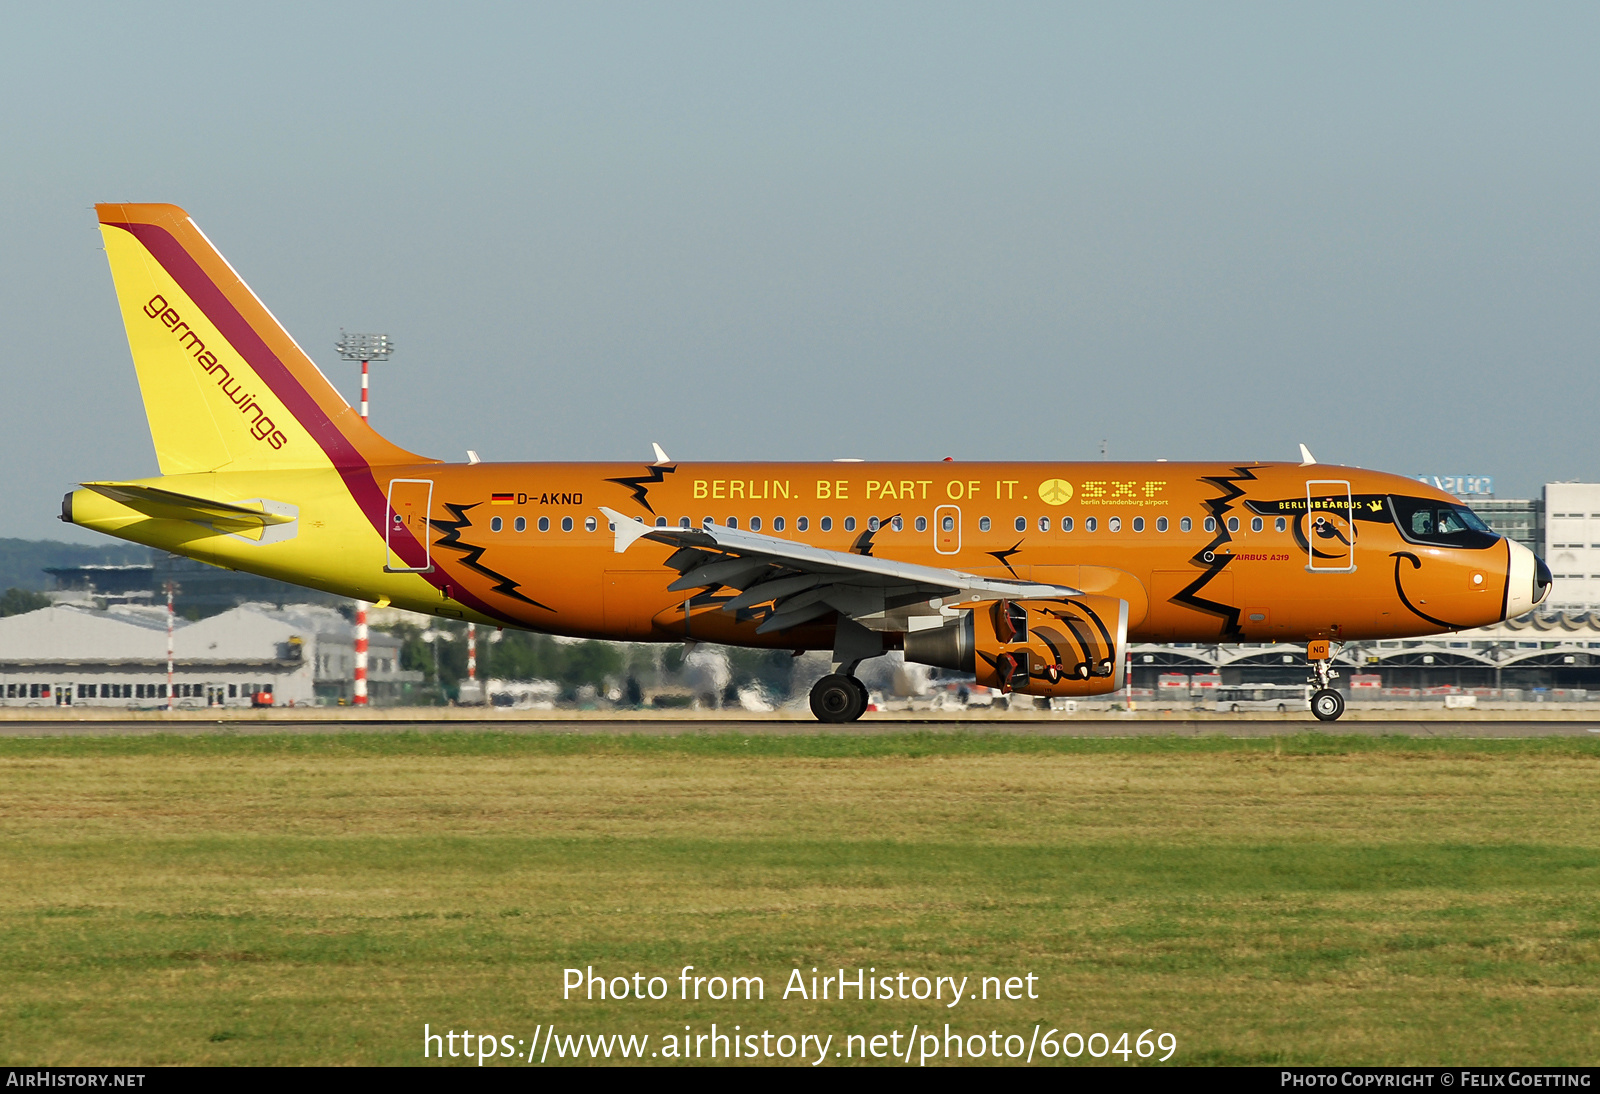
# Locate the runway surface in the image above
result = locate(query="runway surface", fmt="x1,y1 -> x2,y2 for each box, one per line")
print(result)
0,717 -> 1596,737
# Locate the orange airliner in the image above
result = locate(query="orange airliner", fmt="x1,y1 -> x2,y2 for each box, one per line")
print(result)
64,204 -> 1551,721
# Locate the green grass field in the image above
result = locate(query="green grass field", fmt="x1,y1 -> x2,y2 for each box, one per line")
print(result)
1,733 -> 1598,1066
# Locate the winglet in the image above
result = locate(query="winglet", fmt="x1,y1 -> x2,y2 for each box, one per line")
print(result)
1298,443 -> 1317,466
599,506 -> 654,554
652,442 -> 672,465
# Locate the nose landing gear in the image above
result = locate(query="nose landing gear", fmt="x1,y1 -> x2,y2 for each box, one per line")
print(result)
1306,639 -> 1345,722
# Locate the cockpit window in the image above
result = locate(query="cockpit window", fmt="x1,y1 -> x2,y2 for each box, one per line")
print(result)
1388,496 -> 1498,550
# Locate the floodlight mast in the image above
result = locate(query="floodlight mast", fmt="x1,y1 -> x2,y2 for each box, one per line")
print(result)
334,331 -> 393,423
334,332 -> 392,706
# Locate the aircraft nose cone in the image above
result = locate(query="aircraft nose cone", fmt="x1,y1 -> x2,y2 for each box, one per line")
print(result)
1504,539 -> 1543,619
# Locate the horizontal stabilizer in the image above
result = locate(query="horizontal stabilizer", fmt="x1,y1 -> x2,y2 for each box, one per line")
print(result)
82,482 -> 295,528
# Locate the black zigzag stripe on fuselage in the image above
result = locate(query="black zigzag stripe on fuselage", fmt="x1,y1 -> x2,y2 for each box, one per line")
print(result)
1165,466 -> 1262,640
431,502 -> 554,612
604,464 -> 677,515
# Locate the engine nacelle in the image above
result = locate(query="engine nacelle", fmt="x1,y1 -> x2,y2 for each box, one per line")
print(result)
903,595 -> 1129,696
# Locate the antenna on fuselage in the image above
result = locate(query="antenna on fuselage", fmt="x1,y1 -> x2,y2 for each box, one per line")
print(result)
1298,443 -> 1317,466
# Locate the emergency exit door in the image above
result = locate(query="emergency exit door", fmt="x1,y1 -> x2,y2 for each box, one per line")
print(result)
386,479 -> 434,572
934,505 -> 961,554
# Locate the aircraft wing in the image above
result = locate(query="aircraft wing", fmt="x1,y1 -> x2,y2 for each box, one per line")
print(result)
598,506 -> 1080,634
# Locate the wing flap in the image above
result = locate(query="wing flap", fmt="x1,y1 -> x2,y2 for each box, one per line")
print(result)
598,504 -> 1083,632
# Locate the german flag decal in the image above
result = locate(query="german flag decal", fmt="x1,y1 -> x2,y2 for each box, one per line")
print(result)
491,493 -> 515,505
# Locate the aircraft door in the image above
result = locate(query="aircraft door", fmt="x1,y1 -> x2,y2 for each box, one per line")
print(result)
1306,480 -> 1355,573
386,479 -> 434,572
934,505 -> 961,554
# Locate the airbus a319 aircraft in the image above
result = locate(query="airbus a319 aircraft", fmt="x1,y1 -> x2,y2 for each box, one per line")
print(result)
64,204 -> 1553,721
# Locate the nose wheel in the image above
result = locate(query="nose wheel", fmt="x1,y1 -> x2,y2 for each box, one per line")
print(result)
1311,688 -> 1345,721
810,673 -> 869,723
1306,639 -> 1345,722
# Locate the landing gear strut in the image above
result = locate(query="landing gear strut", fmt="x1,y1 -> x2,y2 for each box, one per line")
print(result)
1307,639 -> 1345,722
810,673 -> 867,723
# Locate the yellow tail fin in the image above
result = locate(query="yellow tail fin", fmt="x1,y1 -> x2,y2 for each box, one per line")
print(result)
96,203 -> 427,475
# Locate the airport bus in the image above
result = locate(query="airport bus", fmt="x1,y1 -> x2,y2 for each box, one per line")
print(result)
1214,684 -> 1314,713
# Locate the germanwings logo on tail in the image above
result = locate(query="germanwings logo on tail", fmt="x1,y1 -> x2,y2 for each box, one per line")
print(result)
142,293 -> 288,449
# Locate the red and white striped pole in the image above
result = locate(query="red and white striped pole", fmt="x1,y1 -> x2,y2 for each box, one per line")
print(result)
165,581 -> 175,711
356,358 -> 369,703
353,601 -> 369,705
467,622 -> 477,683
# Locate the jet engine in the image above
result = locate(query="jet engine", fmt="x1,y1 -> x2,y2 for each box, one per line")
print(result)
903,595 -> 1129,696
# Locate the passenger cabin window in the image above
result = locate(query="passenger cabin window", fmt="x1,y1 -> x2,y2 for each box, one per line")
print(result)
915,516 -> 927,532
942,515 -> 955,532
1039,517 -> 1049,532
844,517 -> 856,532
1227,516 -> 1239,532
1132,517 -> 1145,532
1014,517 -> 1026,532
751,517 -> 762,531
867,517 -> 879,532
703,516 -> 714,528
679,517 -> 691,529
539,517 -> 550,532
1156,516 -> 1168,532
1251,517 -> 1263,532
1062,517 -> 1074,532
1108,517 -> 1122,532
1180,517 -> 1192,532
491,516 -> 503,532
585,516 -> 597,532
515,516 -> 526,532
820,517 -> 833,532
892,516 -> 903,532
655,516 -> 667,527
1389,496 -> 1499,550
979,517 -> 991,532
562,517 -> 574,532
1085,517 -> 1098,532
774,516 -> 786,531
727,517 -> 738,529
796,517 -> 807,531
1275,517 -> 1287,532
1204,517 -> 1216,532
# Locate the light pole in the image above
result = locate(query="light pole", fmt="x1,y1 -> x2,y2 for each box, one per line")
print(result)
335,332 -> 393,705
165,580 -> 176,711
335,331 -> 394,423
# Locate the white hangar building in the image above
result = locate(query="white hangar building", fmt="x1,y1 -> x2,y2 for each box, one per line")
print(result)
0,604 -> 420,708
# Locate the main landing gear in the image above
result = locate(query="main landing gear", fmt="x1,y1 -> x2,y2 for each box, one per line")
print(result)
811,620 -> 881,723
810,673 -> 869,723
1306,639 -> 1345,722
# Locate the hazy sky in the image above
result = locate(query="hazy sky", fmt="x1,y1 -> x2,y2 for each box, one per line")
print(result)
3,2 -> 1596,541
